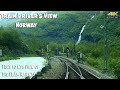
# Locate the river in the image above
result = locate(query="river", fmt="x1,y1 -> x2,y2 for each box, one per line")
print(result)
0,57 -> 46,79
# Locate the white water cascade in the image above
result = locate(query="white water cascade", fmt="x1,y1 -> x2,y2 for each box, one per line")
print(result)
76,25 -> 86,45
76,15 -> 95,45
91,15 -> 95,19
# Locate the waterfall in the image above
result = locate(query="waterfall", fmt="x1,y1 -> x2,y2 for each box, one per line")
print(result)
76,25 -> 86,45
76,15 -> 95,45
91,15 -> 95,19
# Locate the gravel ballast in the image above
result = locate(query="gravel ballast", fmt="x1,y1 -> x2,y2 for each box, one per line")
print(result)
37,57 -> 65,79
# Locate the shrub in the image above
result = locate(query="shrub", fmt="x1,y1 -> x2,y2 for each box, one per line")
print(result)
86,57 -> 99,68
91,50 -> 100,58
113,61 -> 120,79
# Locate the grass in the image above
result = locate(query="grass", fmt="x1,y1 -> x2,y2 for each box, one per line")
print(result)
85,57 -> 103,71
85,55 -> 120,78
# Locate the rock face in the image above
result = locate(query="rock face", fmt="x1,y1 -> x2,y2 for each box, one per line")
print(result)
37,57 -> 65,79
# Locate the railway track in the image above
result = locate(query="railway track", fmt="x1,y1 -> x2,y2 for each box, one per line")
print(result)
58,57 -> 85,79
58,57 -> 100,79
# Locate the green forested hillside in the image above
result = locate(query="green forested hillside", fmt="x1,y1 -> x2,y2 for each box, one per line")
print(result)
0,11 -> 120,78
77,12 -> 120,78
14,11 -> 97,43
81,12 -> 120,59
8,11 -> 97,53
0,11 -> 96,57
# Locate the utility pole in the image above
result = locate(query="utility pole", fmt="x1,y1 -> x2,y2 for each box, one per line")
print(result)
74,36 -> 76,54
103,11 -> 108,73
73,36 -> 76,60
47,45 -> 49,53
101,11 -> 119,73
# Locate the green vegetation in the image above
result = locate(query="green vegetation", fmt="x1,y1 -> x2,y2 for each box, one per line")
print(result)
0,55 -> 19,61
77,12 -> 120,78
0,28 -> 29,61
11,11 -> 96,43
0,11 -> 120,78
3,11 -> 96,55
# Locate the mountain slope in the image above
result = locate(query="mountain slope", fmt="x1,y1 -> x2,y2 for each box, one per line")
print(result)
77,12 -> 120,77
5,11 -> 97,43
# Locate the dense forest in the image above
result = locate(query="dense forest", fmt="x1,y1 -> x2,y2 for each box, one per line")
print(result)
0,11 -> 120,78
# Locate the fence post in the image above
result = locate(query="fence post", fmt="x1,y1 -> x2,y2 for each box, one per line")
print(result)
80,52 -> 83,64
77,52 -> 80,63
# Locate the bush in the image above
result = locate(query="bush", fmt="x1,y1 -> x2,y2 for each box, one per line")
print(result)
113,61 -> 120,79
86,57 -> 99,68
0,55 -> 19,61
91,50 -> 100,58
